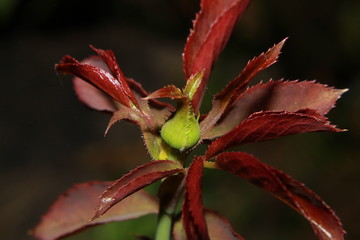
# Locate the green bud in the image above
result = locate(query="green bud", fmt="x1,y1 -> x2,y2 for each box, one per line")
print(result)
160,102 -> 200,151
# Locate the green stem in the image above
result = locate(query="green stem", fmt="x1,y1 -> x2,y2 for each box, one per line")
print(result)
155,211 -> 173,240
154,174 -> 185,240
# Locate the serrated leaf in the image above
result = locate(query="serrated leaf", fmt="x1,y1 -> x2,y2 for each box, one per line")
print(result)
143,85 -> 184,100
173,209 -> 244,240
56,56 -> 134,108
125,78 -> 174,132
105,106 -> 145,136
183,0 -> 250,113
126,77 -> 175,114
200,39 -> 286,136
205,80 -> 347,139
215,152 -> 345,240
182,156 -> 209,240
69,55 -> 174,119
93,160 -> 183,219
183,71 -> 205,100
32,182 -> 158,240
89,45 -> 139,108
72,56 -> 118,112
206,110 -> 343,159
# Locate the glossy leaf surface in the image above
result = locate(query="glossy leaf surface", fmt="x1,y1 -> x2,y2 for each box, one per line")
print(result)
174,210 -> 244,240
183,0 -> 250,113
206,110 -> 342,158
206,80 -> 347,139
89,45 -> 139,108
144,85 -> 183,100
32,182 -> 158,240
56,56 -> 133,108
215,152 -> 345,240
70,55 -> 174,118
93,160 -> 183,219
126,77 -> 175,113
72,56 -> 118,112
200,39 -> 286,137
182,157 -> 209,240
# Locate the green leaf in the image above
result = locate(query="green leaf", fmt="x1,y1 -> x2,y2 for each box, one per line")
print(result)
183,71 -> 204,101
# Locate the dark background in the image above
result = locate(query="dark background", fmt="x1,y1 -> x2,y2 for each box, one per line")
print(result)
1,0 -> 359,239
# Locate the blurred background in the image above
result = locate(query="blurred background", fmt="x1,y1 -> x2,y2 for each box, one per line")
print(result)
1,0 -> 359,239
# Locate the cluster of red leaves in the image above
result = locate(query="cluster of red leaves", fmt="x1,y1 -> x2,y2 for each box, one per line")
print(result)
32,0 -> 347,239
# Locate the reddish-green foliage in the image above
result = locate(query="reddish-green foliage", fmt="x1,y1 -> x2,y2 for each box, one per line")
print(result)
215,152 -> 345,240
93,160 -> 183,219
182,157 -> 209,240
33,0 -> 347,239
32,182 -> 158,240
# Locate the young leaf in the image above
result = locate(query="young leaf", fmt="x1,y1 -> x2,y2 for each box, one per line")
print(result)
72,56 -> 118,112
182,156 -> 210,240
143,85 -> 184,100
105,106 -> 145,136
93,160 -> 183,219
206,110 -> 343,159
205,80 -> 347,139
126,77 -> 175,113
173,209 -> 244,240
73,77 -> 117,112
32,182 -> 158,240
56,56 -> 134,108
89,45 -> 139,108
183,0 -> 250,113
69,54 -> 174,117
215,152 -> 345,240
183,71 -> 205,100
125,78 -> 174,132
200,39 -> 286,136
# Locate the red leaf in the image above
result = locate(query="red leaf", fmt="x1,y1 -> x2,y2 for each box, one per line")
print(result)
219,39 -> 287,103
215,152 -> 345,240
183,0 -> 250,113
126,78 -> 175,131
93,160 -> 183,219
200,39 -> 286,136
32,182 -> 158,240
182,156 -> 209,240
56,55 -> 133,108
70,55 -> 174,116
89,45 -> 139,108
73,77 -> 117,112
71,56 -> 118,112
105,106 -> 145,136
143,85 -> 184,100
126,78 -> 175,113
206,110 -> 343,159
174,209 -> 244,240
205,80 -> 347,139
